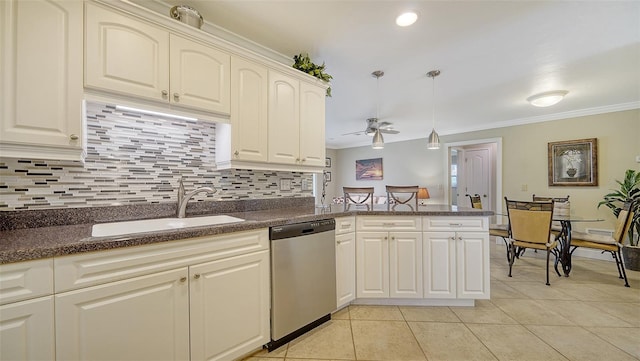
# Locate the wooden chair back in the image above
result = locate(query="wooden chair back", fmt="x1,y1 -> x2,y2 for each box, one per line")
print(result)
467,194 -> 483,209
386,185 -> 419,210
505,198 -> 555,245
343,187 -> 374,208
613,202 -> 634,244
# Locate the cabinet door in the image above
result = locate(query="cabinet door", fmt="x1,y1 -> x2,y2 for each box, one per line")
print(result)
356,232 -> 389,298
230,56 -> 268,162
0,296 -> 54,361
299,81 -> 326,167
190,250 -> 270,361
457,232 -> 490,299
336,232 -> 356,308
423,232 -> 457,298
85,3 -> 170,102
268,71 -> 300,164
55,268 -> 190,361
170,34 -> 230,114
389,232 -> 423,298
0,0 -> 83,157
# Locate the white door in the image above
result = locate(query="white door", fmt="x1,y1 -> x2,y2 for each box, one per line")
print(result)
356,232 -> 389,298
389,232 -> 423,298
0,296 -> 55,361
336,232 -> 356,308
0,0 -> 83,153
423,232 -> 456,298
465,148 -> 492,210
230,57 -> 269,162
268,71 -> 300,164
189,251 -> 270,361
55,268 -> 190,361
456,232 -> 490,299
170,34 -> 230,114
299,82 -> 326,167
85,3 -> 170,102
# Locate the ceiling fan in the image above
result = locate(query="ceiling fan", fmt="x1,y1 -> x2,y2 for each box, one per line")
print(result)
341,70 -> 400,137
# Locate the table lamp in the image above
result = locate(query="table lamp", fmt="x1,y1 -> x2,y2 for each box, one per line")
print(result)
417,187 -> 430,205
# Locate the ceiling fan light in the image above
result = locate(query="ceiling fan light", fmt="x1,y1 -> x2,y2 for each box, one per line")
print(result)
372,129 -> 384,149
396,12 -> 418,27
527,90 -> 568,107
427,129 -> 440,149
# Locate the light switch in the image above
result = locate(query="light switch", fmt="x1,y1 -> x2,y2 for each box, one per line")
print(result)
636,155 -> 640,163
521,184 -> 528,191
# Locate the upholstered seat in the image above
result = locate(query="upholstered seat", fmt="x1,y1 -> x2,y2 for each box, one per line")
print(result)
505,198 -> 560,285
532,195 -> 570,233
569,202 -> 634,287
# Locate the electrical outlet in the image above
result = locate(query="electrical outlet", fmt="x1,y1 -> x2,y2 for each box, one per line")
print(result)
636,155 -> 640,163
279,179 -> 292,191
301,179 -> 312,191
521,184 -> 528,191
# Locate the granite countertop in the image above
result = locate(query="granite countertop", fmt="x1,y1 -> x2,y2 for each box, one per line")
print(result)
0,201 -> 492,264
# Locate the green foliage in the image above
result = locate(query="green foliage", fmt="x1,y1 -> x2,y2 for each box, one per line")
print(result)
598,169 -> 640,246
292,53 -> 332,97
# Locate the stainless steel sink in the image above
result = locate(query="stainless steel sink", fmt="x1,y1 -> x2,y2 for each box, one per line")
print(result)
91,215 -> 245,237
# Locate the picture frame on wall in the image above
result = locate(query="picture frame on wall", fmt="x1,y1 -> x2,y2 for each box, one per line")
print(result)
548,138 -> 598,186
324,171 -> 332,182
356,158 -> 383,180
325,157 -> 331,168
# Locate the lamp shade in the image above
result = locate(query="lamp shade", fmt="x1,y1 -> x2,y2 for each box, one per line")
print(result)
372,129 -> 384,149
417,187 -> 430,199
427,128 -> 440,149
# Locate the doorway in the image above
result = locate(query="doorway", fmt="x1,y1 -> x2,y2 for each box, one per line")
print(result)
445,138 -> 502,214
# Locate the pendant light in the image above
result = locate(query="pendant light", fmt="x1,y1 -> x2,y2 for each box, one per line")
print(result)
426,70 -> 441,150
371,70 -> 385,149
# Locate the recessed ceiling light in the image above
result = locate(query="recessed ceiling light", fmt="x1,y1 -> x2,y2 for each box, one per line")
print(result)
526,90 -> 569,107
396,12 -> 418,27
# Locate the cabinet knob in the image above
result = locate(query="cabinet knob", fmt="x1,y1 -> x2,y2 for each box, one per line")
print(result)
296,158 -> 300,163
174,93 -> 180,101
194,274 -> 201,279
162,90 -> 168,98
234,150 -> 239,157
391,237 -> 396,241
336,240 -> 342,244
301,158 -> 306,162
458,236 -> 463,240
180,277 -> 187,283
384,236 -> 388,240
69,134 -> 79,141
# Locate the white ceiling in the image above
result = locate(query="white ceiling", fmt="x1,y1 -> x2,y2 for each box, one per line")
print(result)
155,0 -> 640,149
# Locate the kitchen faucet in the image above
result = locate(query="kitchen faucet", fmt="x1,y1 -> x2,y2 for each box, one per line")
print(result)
177,177 -> 217,218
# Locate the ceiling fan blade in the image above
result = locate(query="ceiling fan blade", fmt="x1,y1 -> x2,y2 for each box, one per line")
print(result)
340,130 -> 365,136
380,129 -> 399,134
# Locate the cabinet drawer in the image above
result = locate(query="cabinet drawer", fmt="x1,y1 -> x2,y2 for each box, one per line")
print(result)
0,259 -> 53,305
356,216 -> 421,232
422,217 -> 488,232
55,229 -> 268,292
335,217 -> 355,235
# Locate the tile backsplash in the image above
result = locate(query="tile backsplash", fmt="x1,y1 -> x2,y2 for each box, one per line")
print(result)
0,102 -> 313,210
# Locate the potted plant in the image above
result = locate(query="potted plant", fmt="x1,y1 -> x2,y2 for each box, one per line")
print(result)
292,53 -> 332,97
598,169 -> 640,270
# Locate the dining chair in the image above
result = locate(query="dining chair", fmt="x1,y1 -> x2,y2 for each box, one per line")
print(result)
532,195 -> 570,234
386,185 -> 418,210
505,197 -> 560,285
569,201 -> 634,287
343,187 -> 374,209
467,194 -> 510,261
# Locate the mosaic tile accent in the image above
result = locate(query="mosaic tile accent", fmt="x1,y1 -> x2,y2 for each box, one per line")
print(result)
0,102 -> 313,210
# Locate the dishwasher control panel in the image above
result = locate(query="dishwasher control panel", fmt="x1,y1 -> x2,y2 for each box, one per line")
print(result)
270,219 -> 336,240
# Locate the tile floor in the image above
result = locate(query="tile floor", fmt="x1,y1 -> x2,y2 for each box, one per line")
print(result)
245,241 -> 640,361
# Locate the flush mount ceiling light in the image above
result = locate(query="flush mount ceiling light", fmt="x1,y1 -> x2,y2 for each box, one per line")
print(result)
396,11 -> 418,27
526,90 -> 569,107
426,70 -> 441,150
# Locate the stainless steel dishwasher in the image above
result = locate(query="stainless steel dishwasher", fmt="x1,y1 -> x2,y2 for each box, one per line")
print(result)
267,219 -> 336,351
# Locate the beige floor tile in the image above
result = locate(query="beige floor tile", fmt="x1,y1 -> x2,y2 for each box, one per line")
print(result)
535,300 -> 634,327
585,284 -> 640,303
507,281 -> 577,300
332,306 -> 350,320
491,298 -> 574,326
399,306 -> 460,322
552,282 -> 621,301
467,324 -> 567,361
409,322 -> 497,361
527,325 -> 638,361
244,344 -> 288,359
285,320 -> 355,360
349,305 -> 404,320
351,320 -> 426,361
587,301 -> 640,327
587,327 -> 640,359
242,358 -> 283,361
450,299 -> 518,324
490,280 -> 528,299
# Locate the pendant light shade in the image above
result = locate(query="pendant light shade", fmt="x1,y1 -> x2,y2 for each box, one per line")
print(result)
426,70 -> 441,150
372,129 -> 384,149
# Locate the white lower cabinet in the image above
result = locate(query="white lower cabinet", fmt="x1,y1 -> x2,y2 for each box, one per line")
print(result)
423,231 -> 490,299
55,267 -> 191,361
0,296 -> 55,361
190,250 -> 270,361
335,231 -> 356,309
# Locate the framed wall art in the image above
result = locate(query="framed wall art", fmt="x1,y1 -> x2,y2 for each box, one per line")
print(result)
548,138 -> 598,186
356,158 -> 383,180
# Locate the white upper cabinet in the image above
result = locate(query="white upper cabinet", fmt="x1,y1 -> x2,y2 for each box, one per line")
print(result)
268,71 -> 300,165
85,3 -> 230,115
0,0 -> 84,161
299,81 -> 326,167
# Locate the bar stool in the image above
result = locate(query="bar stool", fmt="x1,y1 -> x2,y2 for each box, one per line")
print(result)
343,187 -> 374,210
386,185 -> 418,210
